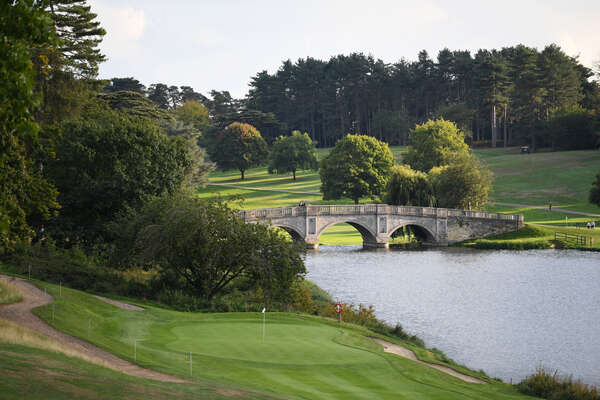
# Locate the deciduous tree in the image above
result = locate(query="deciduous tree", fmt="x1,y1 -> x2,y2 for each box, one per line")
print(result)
268,131 -> 318,180
403,119 -> 469,172
135,195 -> 306,302
210,122 -> 268,180
590,171 -> 600,207
47,106 -> 191,244
383,165 -> 435,207
429,153 -> 492,210
320,134 -> 394,204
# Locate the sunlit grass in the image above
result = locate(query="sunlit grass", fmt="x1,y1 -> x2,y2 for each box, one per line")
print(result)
0,280 -> 21,305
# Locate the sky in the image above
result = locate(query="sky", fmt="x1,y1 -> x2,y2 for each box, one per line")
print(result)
89,0 -> 600,99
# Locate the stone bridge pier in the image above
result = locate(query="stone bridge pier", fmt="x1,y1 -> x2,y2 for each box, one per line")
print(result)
239,204 -> 524,249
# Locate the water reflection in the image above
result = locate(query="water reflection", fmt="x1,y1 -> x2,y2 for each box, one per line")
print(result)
305,246 -> 600,385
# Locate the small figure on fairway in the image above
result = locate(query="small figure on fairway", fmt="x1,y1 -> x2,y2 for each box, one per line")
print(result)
549,202 -> 552,211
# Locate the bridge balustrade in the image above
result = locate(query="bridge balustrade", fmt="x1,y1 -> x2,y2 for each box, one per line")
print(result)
239,204 -> 524,224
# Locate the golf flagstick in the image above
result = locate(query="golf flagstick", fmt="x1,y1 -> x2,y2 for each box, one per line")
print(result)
262,307 -> 266,341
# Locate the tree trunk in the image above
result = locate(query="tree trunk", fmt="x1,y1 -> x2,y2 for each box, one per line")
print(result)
503,104 -> 508,148
491,105 -> 497,148
240,169 -> 245,180
292,169 -> 296,181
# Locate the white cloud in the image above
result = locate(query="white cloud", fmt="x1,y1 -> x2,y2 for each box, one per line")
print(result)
90,0 -> 146,58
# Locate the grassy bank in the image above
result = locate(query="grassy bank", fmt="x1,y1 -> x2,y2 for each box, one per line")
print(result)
0,280 -> 21,305
4,277 -> 536,400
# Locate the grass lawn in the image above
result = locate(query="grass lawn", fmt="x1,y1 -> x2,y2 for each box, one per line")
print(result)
473,147 -> 600,214
18,279 -> 535,400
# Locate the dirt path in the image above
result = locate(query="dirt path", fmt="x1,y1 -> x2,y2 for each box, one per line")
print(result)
0,275 -> 185,383
94,295 -> 145,311
371,338 -> 487,384
488,202 -> 600,217
207,182 -> 320,196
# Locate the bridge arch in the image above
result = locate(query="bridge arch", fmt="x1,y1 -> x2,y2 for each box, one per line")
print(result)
317,220 -> 378,246
271,223 -> 304,243
387,222 -> 437,244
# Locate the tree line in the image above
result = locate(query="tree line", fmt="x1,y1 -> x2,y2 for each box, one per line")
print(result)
246,48 -> 600,151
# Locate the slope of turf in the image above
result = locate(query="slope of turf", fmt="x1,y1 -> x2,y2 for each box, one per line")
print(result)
0,342 -> 276,400
25,280 -> 535,400
473,148 -> 600,213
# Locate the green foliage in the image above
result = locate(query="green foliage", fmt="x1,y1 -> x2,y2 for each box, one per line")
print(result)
518,366 -> 599,400
172,100 -> 209,131
0,0 -> 59,254
548,106 -> 599,151
434,102 -> 475,140
132,195 -> 306,302
268,131 -> 318,180
590,172 -> 600,207
320,134 -> 394,204
102,77 -> 146,94
46,106 -> 191,245
210,122 -> 268,180
98,91 -> 172,121
404,119 -> 469,172
45,0 -> 106,78
429,152 -> 492,209
383,164 -> 435,206
4,241 -> 148,298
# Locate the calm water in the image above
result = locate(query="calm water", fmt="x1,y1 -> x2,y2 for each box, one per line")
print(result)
305,246 -> 600,384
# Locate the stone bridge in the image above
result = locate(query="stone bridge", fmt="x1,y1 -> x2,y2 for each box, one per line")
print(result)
239,204 -> 524,249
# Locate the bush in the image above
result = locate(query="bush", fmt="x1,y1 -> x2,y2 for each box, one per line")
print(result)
518,366 -> 599,400
4,241 -> 149,298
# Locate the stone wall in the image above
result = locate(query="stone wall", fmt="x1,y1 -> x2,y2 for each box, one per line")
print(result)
446,216 -> 524,243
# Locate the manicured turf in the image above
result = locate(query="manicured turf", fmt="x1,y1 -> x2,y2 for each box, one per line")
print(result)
26,280 -> 534,400
473,147 -> 600,213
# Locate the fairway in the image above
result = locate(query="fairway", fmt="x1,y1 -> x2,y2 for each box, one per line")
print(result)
26,280 -> 533,400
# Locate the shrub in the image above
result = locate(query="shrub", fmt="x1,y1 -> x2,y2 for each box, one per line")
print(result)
518,366 -> 599,400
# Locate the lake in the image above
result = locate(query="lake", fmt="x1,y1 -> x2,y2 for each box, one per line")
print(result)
305,246 -> 600,385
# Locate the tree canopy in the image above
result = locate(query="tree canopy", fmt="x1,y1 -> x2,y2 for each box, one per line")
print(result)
46,106 -> 192,244
383,165 -> 435,207
590,172 -> 600,207
135,195 -> 306,302
209,122 -> 268,180
429,153 -> 492,209
0,0 -> 59,254
404,119 -> 469,172
320,134 -> 394,204
268,131 -> 318,180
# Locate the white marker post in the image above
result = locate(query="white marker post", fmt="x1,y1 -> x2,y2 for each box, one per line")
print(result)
262,307 -> 266,342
